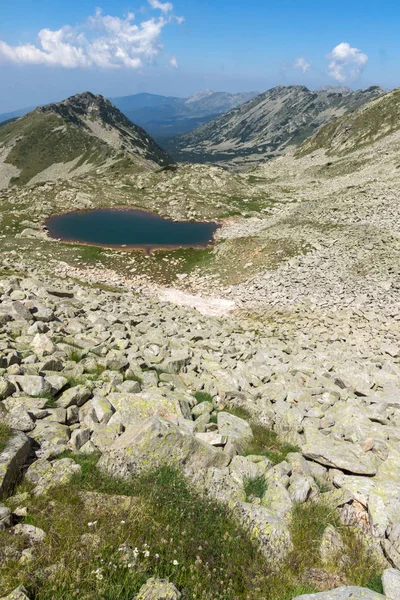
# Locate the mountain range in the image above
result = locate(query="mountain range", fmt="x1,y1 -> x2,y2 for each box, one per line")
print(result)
0,90 -> 258,140
166,84 -> 385,168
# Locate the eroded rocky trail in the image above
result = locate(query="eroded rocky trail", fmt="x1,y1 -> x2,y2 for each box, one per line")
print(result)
0,272 -> 399,599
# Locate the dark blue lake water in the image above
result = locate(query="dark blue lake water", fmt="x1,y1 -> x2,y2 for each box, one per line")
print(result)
45,208 -> 219,251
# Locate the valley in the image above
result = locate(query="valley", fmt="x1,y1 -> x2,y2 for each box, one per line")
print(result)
1,85 -> 400,600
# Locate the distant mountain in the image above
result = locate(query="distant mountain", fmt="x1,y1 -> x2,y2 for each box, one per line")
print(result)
166,85 -> 385,167
111,90 -> 259,139
297,87 -> 400,157
0,91 -> 172,188
0,106 -> 35,124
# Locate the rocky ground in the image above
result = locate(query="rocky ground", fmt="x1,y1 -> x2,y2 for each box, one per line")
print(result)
1,98 -> 400,598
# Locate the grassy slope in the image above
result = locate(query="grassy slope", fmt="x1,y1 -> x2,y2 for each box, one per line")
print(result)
0,112 -> 115,186
297,89 -> 400,157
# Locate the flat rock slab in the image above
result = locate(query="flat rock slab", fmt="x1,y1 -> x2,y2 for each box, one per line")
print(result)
0,586 -> 31,600
292,586 -> 387,599
135,577 -> 181,600
301,430 -> 377,475
382,568 -> 400,599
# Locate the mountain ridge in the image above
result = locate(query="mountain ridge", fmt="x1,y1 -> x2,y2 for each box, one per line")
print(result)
0,91 -> 172,189
166,84 -> 386,168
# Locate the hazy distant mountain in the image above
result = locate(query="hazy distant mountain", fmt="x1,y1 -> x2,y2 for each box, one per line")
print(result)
166,85 -> 385,167
0,92 -> 172,188
0,106 -> 35,124
111,90 -> 259,139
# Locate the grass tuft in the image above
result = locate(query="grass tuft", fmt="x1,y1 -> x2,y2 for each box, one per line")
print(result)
0,422 -> 12,453
193,391 -> 214,404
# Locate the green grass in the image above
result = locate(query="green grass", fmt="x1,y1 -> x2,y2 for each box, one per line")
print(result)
0,422 -> 12,453
225,406 -> 299,464
193,391 -> 214,404
68,350 -> 83,363
1,452 -> 385,600
244,475 -> 268,501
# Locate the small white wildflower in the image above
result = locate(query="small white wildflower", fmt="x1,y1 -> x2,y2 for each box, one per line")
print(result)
87,521 -> 98,528
172,560 -> 179,566
120,520 -> 126,525
155,553 -> 159,559
96,574 -> 104,581
144,550 -> 150,558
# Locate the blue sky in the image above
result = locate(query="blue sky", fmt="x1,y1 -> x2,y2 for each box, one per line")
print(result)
0,0 -> 399,112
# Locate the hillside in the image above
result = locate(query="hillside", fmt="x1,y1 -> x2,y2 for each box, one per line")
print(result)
0,92 -> 172,188
297,87 -> 400,157
112,90 -> 258,139
166,85 -> 385,168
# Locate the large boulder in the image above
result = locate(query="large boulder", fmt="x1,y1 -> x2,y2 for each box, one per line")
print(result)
0,432 -> 31,499
382,568 -> 400,600
0,586 -> 31,600
135,578 -> 181,600
301,429 -> 377,475
98,416 -> 229,479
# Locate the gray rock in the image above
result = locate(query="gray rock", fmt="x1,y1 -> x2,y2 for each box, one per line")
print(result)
0,379 -> 16,401
0,432 -> 31,500
13,523 -> 46,543
301,429 -> 377,475
56,385 -> 91,409
98,416 -> 229,480
217,411 -> 253,451
0,504 -> 12,529
383,524 -> 400,569
0,586 -> 31,600
382,568 -> 400,600
135,577 -> 181,600
13,375 -> 52,398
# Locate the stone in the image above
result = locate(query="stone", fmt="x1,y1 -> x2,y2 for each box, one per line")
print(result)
383,524 -> 400,569
13,523 -> 46,543
0,379 -> 16,401
319,525 -> 345,566
0,432 -> 31,500
292,588 -> 387,599
135,577 -> 181,600
0,504 -> 12,529
382,568 -> 400,600
25,457 -> 81,495
217,411 -> 253,451
13,375 -> 52,398
107,390 -> 187,425
235,502 -> 293,564
301,429 -> 377,475
31,334 -> 57,357
195,432 -> 226,446
98,416 -> 229,480
288,472 -> 313,503
192,401 -> 213,418
56,385 -> 92,409
4,407 -> 35,433
204,467 -> 246,506
69,428 -> 91,451
0,586 -> 31,600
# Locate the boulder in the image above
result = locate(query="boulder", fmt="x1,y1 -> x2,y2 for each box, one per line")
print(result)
98,416 -> 229,479
135,577 -> 181,600
301,429 -> 377,475
0,586 -> 31,600
382,568 -> 400,600
24,457 -> 81,495
0,432 -> 31,499
217,412 -> 253,451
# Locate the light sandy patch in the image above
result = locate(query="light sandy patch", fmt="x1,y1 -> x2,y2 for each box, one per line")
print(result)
157,288 -> 235,317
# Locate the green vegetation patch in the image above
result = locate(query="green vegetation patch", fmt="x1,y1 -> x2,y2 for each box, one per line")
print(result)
0,422 -> 12,453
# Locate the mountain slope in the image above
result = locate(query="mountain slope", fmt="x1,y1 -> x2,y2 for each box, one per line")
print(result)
166,85 -> 385,167
112,90 -> 258,139
297,87 -> 400,157
0,92 -> 172,188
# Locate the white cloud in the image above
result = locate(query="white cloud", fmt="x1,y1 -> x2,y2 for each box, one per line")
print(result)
326,42 -> 368,82
148,0 -> 173,13
169,56 -> 178,68
0,6 -> 183,69
294,57 -> 311,73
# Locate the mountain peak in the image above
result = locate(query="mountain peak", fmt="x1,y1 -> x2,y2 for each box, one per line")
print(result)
0,92 -> 172,188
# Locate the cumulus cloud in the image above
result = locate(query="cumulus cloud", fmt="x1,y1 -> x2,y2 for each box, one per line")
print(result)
294,57 -> 311,73
169,56 -> 178,68
326,42 -> 368,82
148,0 -> 173,13
0,5 -> 183,69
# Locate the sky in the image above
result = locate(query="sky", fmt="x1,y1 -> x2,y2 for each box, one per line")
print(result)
0,0 -> 399,113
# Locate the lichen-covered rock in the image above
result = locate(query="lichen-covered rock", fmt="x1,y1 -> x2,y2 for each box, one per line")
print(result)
383,524 -> 400,569
24,457 -> 81,495
135,577 -> 181,600
301,429 -> 378,475
0,504 -> 12,529
217,411 -> 253,451
235,502 -> 293,565
98,416 -> 229,479
56,385 -> 91,409
0,432 -> 31,499
0,586 -> 31,600
12,375 -> 52,398
13,523 -> 46,543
